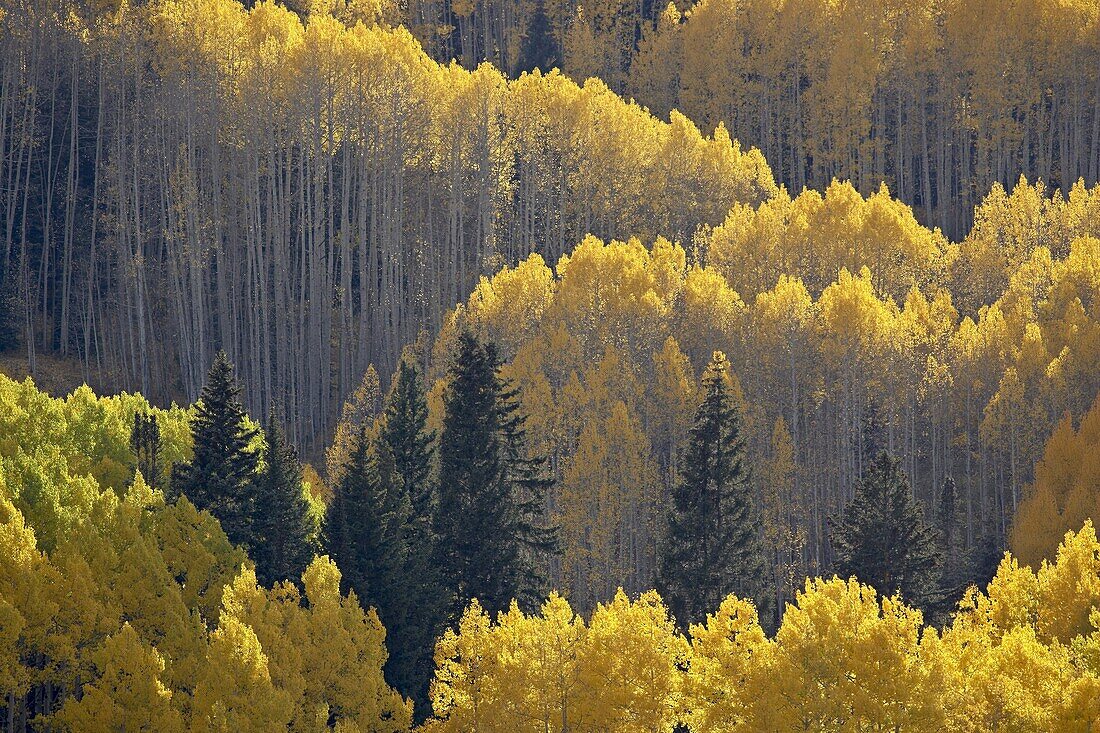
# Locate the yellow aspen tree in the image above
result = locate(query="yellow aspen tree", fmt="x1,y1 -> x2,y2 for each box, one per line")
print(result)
560,401 -> 659,611
576,590 -> 688,732
1012,395 -> 1100,566
705,192 -> 802,299
683,595 -> 770,733
754,578 -> 939,731
983,554 -> 1041,634
0,495 -> 48,725
1055,670 -> 1100,733
487,594 -> 587,731
302,462 -> 330,503
499,341 -> 558,457
216,568 -> 317,728
464,253 -> 556,357
980,368 -> 1040,525
679,266 -> 743,365
761,416 -> 807,613
2,445 -> 100,554
192,616 -> 294,733
942,623 -> 1075,733
1036,521 -> 1100,644
294,557 -> 412,731
550,236 -> 682,360
750,275 -> 816,437
1010,480 -> 1065,571
54,624 -> 185,733
48,498 -> 204,702
427,600 -> 503,732
649,336 -> 696,478
326,366 -> 382,484
628,3 -> 682,119
152,495 -> 247,625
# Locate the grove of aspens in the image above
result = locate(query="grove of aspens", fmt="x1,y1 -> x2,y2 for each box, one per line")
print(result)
2,0 -> 1100,730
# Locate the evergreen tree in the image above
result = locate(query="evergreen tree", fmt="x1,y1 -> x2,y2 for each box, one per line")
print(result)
931,475 -> 968,621
251,412 -> 315,588
434,331 -> 556,620
380,359 -> 436,520
378,359 -> 441,716
516,0 -> 559,74
171,351 -> 259,551
130,411 -> 163,491
323,428 -> 410,624
659,351 -> 769,628
498,364 -> 558,603
859,399 -> 886,478
830,451 -> 942,611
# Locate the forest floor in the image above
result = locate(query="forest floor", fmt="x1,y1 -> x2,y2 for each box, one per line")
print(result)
0,352 -> 98,398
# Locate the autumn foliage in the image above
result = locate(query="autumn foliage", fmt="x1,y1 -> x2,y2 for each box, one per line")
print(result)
4,304 -> 1100,729
2,0 -> 1099,728
0,375 -> 409,731
424,525 -> 1100,732
433,195 -> 1100,611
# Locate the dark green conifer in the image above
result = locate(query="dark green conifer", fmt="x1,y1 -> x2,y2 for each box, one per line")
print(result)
251,412 -> 315,587
968,497 -> 1006,598
933,476 -> 969,616
171,351 -> 259,550
659,351 -> 769,628
968,530 -> 1005,593
433,331 -> 556,619
497,368 -> 557,605
324,428 -> 410,616
516,0 -> 559,74
381,359 -> 436,520
378,359 -> 440,716
830,451 -> 942,611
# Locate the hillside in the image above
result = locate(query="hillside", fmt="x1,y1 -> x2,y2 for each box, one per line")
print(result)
402,0 -> 1100,238
3,0 -> 1100,730
422,212 -> 1100,612
2,0 -> 1098,456
0,0 -> 773,449
4,374 -> 1100,730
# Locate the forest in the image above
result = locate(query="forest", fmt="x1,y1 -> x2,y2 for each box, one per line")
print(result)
4,372 -> 1100,730
2,0 -> 1100,729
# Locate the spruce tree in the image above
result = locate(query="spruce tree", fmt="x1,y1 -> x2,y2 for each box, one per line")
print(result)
433,331 -> 556,619
968,498 -> 1005,598
251,412 -> 315,587
380,359 -> 436,520
323,428 -> 410,621
516,0 -> 559,73
931,475 -> 968,620
969,527 -> 1004,592
830,451 -> 942,611
172,351 -> 259,551
378,359 -> 441,715
498,369 -> 557,604
659,351 -> 769,628
130,410 -> 163,490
